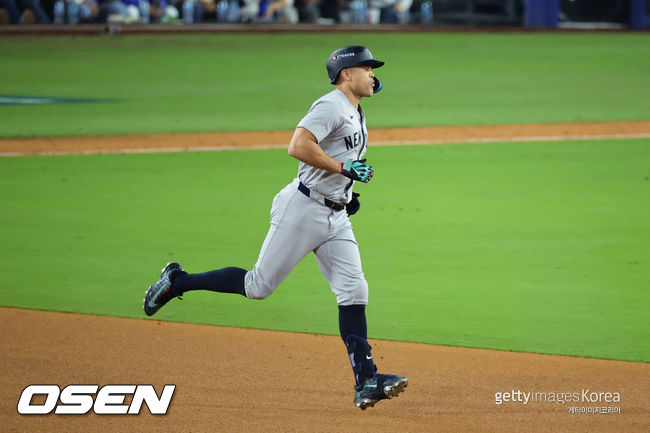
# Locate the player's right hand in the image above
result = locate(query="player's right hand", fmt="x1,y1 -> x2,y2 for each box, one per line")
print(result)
346,192 -> 361,216
341,159 -> 374,183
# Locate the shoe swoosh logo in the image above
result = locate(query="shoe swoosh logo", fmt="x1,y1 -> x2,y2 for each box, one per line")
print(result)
146,283 -> 168,309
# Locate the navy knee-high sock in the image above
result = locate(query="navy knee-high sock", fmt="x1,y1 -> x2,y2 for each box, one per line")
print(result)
339,304 -> 367,341
172,267 -> 247,297
339,304 -> 376,385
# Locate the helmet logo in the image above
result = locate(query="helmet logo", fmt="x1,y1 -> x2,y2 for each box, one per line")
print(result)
332,56 -> 338,61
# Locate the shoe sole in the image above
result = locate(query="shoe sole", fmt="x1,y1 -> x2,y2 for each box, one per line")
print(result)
143,282 -> 167,316
357,377 -> 408,410
142,263 -> 178,316
357,398 -> 377,410
384,377 -> 408,399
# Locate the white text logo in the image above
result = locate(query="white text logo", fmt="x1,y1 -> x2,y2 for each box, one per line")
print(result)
17,384 -> 176,415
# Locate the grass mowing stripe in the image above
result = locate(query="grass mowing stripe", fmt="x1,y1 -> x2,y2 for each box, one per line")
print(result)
1,33 -> 649,137
1,138 -> 648,361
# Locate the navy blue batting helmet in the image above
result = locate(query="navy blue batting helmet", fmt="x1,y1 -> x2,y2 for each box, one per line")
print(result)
326,46 -> 384,92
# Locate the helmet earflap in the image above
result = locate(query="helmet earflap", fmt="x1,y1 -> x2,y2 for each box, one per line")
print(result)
373,77 -> 383,93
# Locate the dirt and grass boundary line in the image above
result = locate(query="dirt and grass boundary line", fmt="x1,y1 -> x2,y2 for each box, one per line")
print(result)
1,120 -> 648,157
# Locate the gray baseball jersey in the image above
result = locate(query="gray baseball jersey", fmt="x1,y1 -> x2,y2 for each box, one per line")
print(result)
243,89 -> 370,305
297,88 -> 368,203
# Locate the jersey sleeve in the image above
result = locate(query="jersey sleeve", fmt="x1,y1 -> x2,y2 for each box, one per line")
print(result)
296,99 -> 341,144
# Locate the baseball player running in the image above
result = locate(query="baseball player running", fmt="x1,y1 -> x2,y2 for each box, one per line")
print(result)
144,45 -> 407,410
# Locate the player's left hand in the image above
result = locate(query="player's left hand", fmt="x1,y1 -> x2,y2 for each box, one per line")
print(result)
341,159 -> 374,183
346,192 -> 361,216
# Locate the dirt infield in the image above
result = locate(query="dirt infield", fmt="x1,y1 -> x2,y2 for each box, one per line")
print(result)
1,307 -> 648,432
1,120 -> 649,156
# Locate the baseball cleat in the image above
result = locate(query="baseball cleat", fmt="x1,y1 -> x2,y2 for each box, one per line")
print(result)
354,373 -> 408,410
143,262 -> 185,316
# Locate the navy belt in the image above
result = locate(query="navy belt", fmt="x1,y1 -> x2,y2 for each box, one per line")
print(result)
298,182 -> 346,212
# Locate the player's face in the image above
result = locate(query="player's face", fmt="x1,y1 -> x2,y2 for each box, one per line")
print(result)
346,65 -> 375,98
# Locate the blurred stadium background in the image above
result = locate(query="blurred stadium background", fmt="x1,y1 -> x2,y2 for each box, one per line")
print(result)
0,0 -> 648,30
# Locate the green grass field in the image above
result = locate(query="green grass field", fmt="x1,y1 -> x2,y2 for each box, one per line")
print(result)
1,139 -> 648,361
1,33 -> 649,137
1,33 -> 649,362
